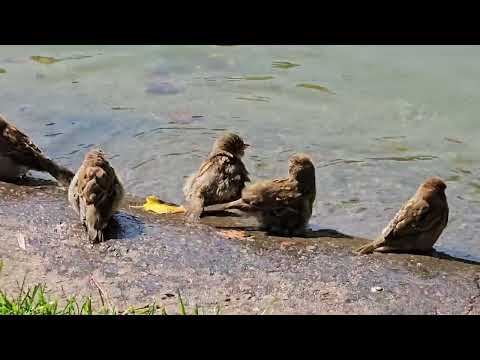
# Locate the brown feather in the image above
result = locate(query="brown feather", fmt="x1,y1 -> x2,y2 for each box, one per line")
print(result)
356,177 -> 449,254
0,114 -> 74,185
68,149 -> 124,243
183,133 -> 250,219
203,153 -> 316,234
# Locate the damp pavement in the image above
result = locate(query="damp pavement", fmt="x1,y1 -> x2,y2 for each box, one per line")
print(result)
0,180 -> 479,315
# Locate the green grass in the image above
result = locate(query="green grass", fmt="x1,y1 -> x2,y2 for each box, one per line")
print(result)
0,275 -> 142,315
0,283 -> 215,315
0,262 -> 218,315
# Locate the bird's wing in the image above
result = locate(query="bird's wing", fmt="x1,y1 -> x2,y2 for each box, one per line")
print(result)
189,152 -> 239,197
68,168 -> 81,214
78,160 -> 116,210
1,119 -> 44,169
196,151 -> 234,179
382,197 -> 437,239
243,179 -> 303,210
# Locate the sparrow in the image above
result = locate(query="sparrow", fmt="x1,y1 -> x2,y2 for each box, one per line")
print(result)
203,153 -> 316,235
0,113 -> 74,186
68,149 -> 125,243
355,177 -> 449,254
183,132 -> 250,219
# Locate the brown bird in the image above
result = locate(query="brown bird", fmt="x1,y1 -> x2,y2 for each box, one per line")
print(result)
68,149 -> 124,243
183,132 -> 250,220
355,177 -> 449,255
0,113 -> 74,186
203,153 -> 316,235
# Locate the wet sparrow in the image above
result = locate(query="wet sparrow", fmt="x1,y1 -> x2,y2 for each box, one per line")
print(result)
183,132 -> 250,220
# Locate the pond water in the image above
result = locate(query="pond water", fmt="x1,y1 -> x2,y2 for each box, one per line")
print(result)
1,45 -> 479,260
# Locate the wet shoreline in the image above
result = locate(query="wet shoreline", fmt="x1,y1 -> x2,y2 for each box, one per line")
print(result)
1,180 -> 479,314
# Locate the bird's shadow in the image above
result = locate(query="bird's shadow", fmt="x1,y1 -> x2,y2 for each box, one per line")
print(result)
104,211 -> 145,241
256,227 -> 354,239
300,228 -> 353,239
11,176 -> 58,187
206,216 -> 480,266
428,249 -> 480,266
200,210 -> 243,218
206,220 -> 353,240
353,242 -> 480,266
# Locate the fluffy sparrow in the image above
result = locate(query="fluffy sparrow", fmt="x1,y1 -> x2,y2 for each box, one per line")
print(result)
68,149 -> 124,243
183,132 -> 250,219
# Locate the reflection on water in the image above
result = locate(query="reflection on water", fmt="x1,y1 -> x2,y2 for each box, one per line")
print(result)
0,45 -> 479,260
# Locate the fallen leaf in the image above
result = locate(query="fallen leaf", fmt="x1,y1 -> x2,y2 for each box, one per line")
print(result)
139,196 -> 185,214
444,137 -> 464,144
296,83 -> 335,94
31,54 -> 93,65
272,61 -> 300,69
30,56 -> 60,64
280,240 -> 297,249
218,230 -> 249,240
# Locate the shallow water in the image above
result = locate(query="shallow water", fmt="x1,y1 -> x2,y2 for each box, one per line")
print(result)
0,45 -> 479,261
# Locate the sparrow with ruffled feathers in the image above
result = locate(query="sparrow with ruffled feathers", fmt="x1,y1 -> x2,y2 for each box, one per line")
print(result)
68,149 -> 124,243
183,132 -> 250,220
203,153 -> 316,235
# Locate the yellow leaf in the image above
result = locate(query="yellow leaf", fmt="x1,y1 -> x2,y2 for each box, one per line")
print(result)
272,61 -> 300,69
30,56 -> 60,64
142,196 -> 185,214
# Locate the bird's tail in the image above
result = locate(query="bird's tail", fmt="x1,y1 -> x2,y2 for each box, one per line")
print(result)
87,226 -> 104,244
85,205 -> 107,243
38,157 -> 74,186
202,199 -> 247,213
184,197 -> 204,221
355,236 -> 386,255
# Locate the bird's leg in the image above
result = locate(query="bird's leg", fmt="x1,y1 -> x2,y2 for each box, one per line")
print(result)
354,236 -> 386,255
185,197 -> 204,221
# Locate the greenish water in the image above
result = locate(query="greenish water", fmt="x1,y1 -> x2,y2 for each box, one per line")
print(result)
0,45 -> 479,260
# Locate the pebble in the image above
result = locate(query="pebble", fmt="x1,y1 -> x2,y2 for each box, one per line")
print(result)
371,286 -> 383,293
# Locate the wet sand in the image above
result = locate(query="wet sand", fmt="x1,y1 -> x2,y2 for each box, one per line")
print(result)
0,180 -> 479,314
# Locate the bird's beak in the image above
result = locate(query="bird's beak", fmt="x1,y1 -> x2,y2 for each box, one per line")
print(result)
243,143 -> 250,148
